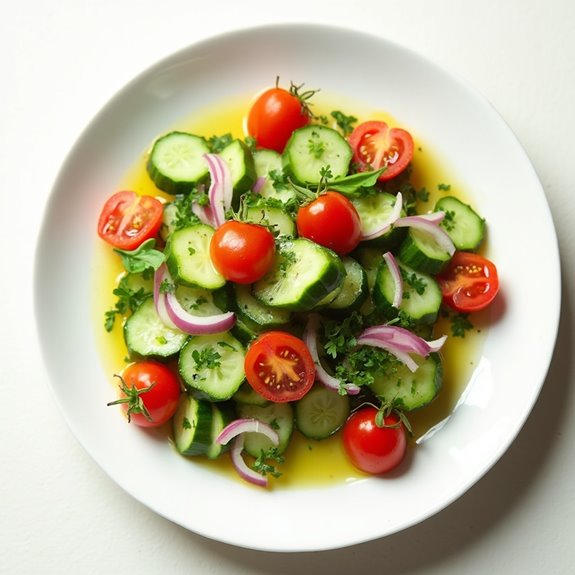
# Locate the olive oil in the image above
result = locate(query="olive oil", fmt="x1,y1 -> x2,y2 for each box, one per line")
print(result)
92,92 -> 487,488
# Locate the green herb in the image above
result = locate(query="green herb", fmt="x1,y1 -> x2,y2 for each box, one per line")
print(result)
159,279 -> 176,294
442,210 -> 456,231
335,346 -> 399,390
330,110 -> 358,136
186,296 -> 208,311
191,347 -> 222,371
402,270 -> 427,295
307,131 -> 326,158
252,447 -> 285,478
182,417 -> 192,430
113,239 -> 165,274
323,311 -> 364,359
244,135 -> 257,151
450,312 -> 474,337
327,168 -> 386,196
438,183 -> 451,192
416,187 -> 430,202
104,276 -> 150,332
165,194 -> 202,232
208,133 -> 233,153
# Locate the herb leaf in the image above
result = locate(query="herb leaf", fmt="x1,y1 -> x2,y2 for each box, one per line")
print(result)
113,239 -> 165,274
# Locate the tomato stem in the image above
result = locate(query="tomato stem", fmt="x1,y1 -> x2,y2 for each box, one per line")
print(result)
107,374 -> 156,423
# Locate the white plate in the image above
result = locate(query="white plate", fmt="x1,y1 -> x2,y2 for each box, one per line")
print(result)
35,24 -> 560,552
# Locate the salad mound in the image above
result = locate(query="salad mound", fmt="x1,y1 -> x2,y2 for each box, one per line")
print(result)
98,80 -> 500,488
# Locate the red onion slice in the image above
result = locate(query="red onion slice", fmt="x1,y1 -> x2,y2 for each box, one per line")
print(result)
216,417 -> 280,446
394,214 -> 455,255
252,175 -> 267,194
361,192 -> 403,241
205,153 -> 233,228
303,315 -> 360,395
153,264 -> 177,329
382,251 -> 403,308
191,201 -> 215,227
230,435 -> 268,488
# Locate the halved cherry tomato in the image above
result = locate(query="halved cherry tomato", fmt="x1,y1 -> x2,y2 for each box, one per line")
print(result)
296,191 -> 362,255
108,361 -> 181,427
342,407 -> 407,474
210,220 -> 275,284
244,331 -> 316,403
348,121 -> 414,182
438,251 -> 500,313
247,84 -> 310,153
97,191 -> 163,250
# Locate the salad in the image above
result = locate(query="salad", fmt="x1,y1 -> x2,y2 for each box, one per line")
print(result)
98,80 -> 500,487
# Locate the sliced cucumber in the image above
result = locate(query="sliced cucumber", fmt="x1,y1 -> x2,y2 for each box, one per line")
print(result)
124,297 -> 188,359
373,260 -> 442,325
218,139 -> 256,200
295,385 -> 350,440
173,394 -> 213,456
237,402 -> 294,457
175,284 -> 226,317
398,228 -> 453,274
147,131 -> 210,195
369,353 -> 443,411
283,125 -> 352,185
165,224 -> 225,289
122,271 -> 153,296
252,238 -> 346,311
253,149 -> 296,203
352,192 -> 406,249
435,195 -> 485,251
232,382 -> 270,407
234,283 -> 291,328
206,402 -> 236,459
244,203 -> 296,237
326,256 -> 368,310
178,332 -> 245,401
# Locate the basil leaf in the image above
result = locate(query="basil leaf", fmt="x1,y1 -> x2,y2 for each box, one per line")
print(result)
327,167 -> 386,195
114,239 -> 165,273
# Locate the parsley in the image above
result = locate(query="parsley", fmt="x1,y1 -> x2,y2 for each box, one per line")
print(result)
278,246 -> 297,276
185,296 -> 208,311
159,279 -> 176,294
330,110 -> 358,136
207,133 -> 233,153
191,347 -> 222,371
323,311 -> 364,359
252,447 -> 285,478
307,131 -> 326,158
104,276 -> 150,332
450,312 -> 474,337
165,194 -> 201,232
402,270 -> 427,295
113,239 -> 165,274
416,187 -> 430,202
182,417 -> 192,430
438,183 -> 451,192
442,210 -> 456,232
335,347 -> 399,390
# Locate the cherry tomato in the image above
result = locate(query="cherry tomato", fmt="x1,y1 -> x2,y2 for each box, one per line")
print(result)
108,361 -> 181,427
342,407 -> 407,474
348,121 -> 414,182
247,85 -> 310,153
210,220 -> 275,284
438,251 -> 500,313
97,191 -> 163,250
296,191 -> 362,255
244,331 -> 316,403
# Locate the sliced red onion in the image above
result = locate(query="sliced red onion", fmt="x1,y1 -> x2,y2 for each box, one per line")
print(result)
216,417 -> 280,447
394,214 -> 455,255
357,325 -> 448,372
230,435 -> 268,488
154,263 -> 235,335
361,192 -> 403,241
204,153 -> 233,228
382,251 -> 403,308
303,315 -> 360,395
216,417 -> 281,488
417,211 -> 446,225
252,175 -> 267,194
191,201 -> 214,227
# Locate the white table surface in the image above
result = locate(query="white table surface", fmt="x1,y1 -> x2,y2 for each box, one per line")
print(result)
2,0 -> 574,573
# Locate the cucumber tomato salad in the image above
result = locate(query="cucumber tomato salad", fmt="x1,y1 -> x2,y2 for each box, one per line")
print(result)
98,81 -> 500,487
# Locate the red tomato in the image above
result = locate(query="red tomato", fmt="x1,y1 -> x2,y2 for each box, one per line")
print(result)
438,251 -> 500,313
108,361 -> 181,427
247,85 -> 310,153
348,121 -> 414,182
210,220 -> 275,284
97,191 -> 163,250
296,191 -> 362,255
342,407 -> 407,474
244,331 -> 316,403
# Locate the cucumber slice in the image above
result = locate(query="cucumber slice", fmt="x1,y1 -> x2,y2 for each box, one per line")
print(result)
124,297 -> 188,359
173,394 -> 213,456
373,260 -> 442,325
234,283 -> 291,328
218,139 -> 256,200
352,192 -> 406,249
178,332 -> 245,401
165,224 -> 225,289
283,125 -> 352,185
206,402 -> 236,459
326,256 -> 368,310
398,228 -> 452,274
435,195 -> 485,251
237,402 -> 294,457
147,131 -> 210,194
244,204 -> 296,237
369,353 -> 443,411
175,285 -> 226,317
233,382 -> 270,407
252,238 -> 346,311
253,149 -> 296,203
295,385 -> 350,440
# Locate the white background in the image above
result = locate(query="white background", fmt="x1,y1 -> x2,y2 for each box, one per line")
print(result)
2,0 -> 574,573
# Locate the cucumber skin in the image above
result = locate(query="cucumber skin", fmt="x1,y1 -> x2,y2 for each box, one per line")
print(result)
435,196 -> 486,251
173,395 -> 214,456
398,230 -> 451,275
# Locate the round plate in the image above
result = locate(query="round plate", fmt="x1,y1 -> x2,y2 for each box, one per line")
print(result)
35,24 -> 560,552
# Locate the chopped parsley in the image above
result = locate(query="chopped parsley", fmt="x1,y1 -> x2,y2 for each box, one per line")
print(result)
104,276 -> 150,332
330,110 -> 357,136
191,347 -> 222,371
252,447 -> 285,478
449,311 -> 475,337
